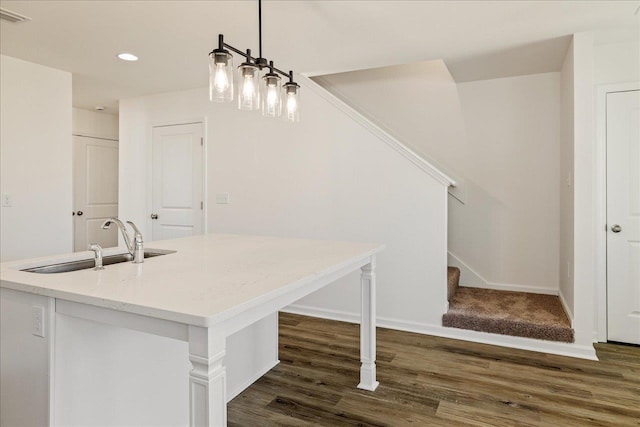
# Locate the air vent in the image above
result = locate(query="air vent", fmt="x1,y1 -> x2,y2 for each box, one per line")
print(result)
0,8 -> 32,23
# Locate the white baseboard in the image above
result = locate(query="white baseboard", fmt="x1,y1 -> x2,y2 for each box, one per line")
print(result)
284,304 -> 361,324
466,282 -> 558,295
447,251 -> 558,295
227,359 -> 280,402
282,304 -> 597,361
558,289 -> 574,324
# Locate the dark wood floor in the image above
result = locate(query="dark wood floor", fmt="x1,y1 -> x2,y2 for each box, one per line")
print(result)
228,313 -> 640,426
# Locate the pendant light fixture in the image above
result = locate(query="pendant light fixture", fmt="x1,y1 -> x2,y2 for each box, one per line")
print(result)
208,0 -> 300,122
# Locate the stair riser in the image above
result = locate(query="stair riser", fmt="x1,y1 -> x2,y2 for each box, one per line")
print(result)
442,314 -> 574,343
447,267 -> 460,301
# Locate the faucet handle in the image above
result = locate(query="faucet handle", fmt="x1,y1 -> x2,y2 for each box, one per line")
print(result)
88,244 -> 105,271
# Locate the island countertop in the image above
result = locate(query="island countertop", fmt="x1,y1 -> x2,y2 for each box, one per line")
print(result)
0,233 -> 384,327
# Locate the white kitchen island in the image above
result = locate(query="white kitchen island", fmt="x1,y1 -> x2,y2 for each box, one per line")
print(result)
0,233 -> 383,426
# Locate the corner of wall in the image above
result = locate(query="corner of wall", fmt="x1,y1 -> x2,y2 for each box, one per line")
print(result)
571,31 -> 596,347
558,288 -> 574,325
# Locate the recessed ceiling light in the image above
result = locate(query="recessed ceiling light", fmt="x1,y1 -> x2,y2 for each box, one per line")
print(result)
117,53 -> 139,62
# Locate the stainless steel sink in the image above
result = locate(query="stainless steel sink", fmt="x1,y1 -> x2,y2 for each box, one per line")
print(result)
21,251 -> 174,274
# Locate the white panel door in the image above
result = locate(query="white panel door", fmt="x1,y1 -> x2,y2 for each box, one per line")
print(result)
607,89 -> 640,345
151,123 -> 204,241
73,136 -> 119,251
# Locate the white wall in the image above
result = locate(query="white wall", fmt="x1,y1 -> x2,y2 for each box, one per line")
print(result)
312,60 -> 468,194
559,39 -> 575,318
571,32 -> 596,346
594,39 -> 640,85
455,73 -> 561,291
0,55 -> 72,262
119,81 -> 449,329
72,107 -> 119,140
315,64 -> 562,293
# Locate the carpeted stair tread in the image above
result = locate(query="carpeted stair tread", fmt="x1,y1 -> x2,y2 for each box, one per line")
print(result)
447,267 -> 460,301
443,287 -> 574,343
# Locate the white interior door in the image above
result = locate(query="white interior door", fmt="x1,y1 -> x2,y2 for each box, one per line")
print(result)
73,136 -> 119,251
607,89 -> 640,345
151,123 -> 204,241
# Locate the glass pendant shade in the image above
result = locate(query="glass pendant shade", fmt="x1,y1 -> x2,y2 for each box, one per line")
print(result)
207,30 -> 300,121
261,73 -> 282,117
237,63 -> 260,111
283,83 -> 300,123
209,51 -> 234,102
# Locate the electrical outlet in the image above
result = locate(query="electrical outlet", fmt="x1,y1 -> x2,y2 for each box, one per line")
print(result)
216,193 -> 230,204
1,194 -> 12,207
32,305 -> 45,337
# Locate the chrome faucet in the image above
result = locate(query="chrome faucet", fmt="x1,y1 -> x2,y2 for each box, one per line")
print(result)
88,244 -> 105,270
101,218 -> 144,263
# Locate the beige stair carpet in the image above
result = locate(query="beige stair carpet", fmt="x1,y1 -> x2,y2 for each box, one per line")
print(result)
443,287 -> 574,343
447,266 -> 460,301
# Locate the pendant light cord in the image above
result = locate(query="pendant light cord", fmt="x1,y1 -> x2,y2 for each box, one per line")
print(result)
258,0 -> 263,58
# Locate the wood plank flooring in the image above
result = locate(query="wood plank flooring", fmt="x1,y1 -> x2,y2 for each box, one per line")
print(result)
228,313 -> 640,426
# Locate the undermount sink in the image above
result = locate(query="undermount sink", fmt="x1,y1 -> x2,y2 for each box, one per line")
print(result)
21,250 -> 175,274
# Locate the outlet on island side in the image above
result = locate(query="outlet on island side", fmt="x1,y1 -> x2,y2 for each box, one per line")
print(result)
31,305 -> 45,338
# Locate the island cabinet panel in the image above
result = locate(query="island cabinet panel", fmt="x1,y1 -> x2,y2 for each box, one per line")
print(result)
1,287 -> 277,426
53,312 -> 277,426
0,288 -> 55,426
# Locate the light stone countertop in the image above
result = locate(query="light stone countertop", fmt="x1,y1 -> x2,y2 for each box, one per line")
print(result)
0,233 -> 384,327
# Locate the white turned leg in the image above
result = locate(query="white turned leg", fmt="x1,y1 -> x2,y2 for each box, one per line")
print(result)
358,257 -> 379,391
188,326 -> 227,427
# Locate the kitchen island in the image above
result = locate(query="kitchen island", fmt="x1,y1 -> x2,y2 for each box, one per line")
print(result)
0,233 -> 383,426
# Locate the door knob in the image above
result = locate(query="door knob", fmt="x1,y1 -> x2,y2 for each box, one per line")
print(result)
76,211 -> 83,216
611,224 -> 622,233
150,213 -> 158,220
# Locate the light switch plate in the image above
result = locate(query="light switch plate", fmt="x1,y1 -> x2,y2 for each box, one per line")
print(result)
216,193 -> 230,204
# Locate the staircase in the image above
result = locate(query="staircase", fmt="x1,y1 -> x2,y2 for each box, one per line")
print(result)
444,267 -> 574,343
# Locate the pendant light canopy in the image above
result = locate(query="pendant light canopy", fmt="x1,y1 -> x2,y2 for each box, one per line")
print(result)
208,0 -> 300,121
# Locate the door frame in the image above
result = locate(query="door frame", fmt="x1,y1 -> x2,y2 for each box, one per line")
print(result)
147,117 -> 208,242
595,82 -> 640,342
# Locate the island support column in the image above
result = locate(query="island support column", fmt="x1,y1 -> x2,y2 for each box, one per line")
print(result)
358,256 -> 379,391
188,325 -> 227,426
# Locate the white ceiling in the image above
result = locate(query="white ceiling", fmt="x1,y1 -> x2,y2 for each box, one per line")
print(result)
1,1 -> 638,113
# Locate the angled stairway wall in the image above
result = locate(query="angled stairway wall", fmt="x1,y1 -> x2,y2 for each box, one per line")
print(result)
313,62 -> 563,296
